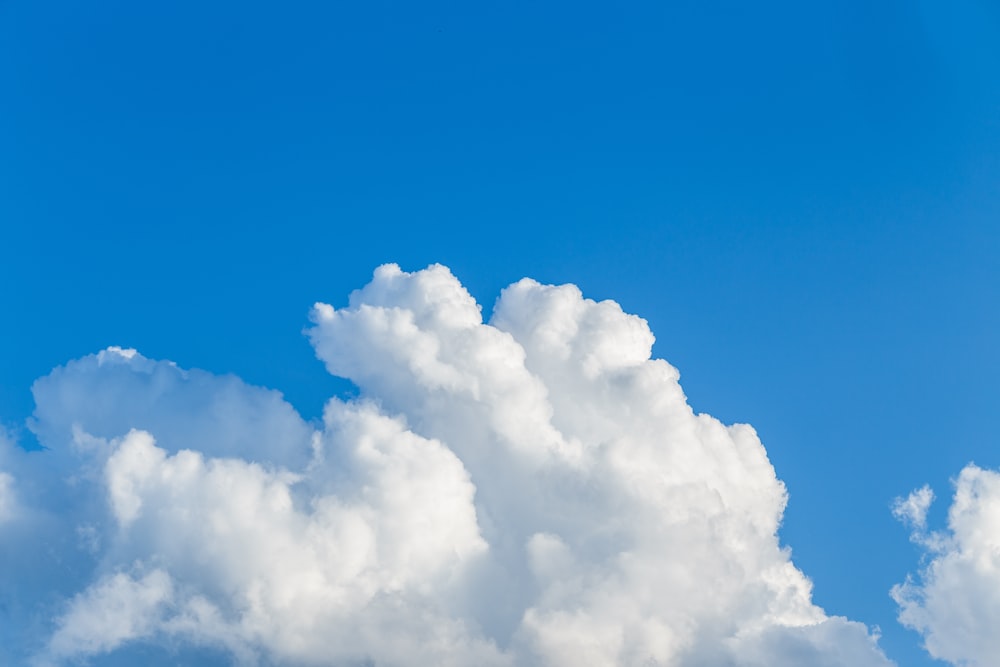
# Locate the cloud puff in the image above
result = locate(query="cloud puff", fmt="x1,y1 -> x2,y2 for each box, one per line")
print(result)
4,264 -> 892,666
893,465 -> 1000,667
892,485 -> 935,531
47,568 -> 174,662
30,345 -> 316,469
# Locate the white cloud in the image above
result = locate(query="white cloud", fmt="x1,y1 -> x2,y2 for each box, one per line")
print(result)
892,485 -> 934,531
893,465 -> 1000,667
41,422 -> 500,666
45,568 -> 174,663
5,263 -> 894,666
30,344 -> 316,469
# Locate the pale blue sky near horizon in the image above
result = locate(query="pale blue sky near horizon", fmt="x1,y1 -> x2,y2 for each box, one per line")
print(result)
3,2 -> 1000,665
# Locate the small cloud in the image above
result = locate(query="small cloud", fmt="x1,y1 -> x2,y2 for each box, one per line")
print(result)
892,484 -> 934,530
96,346 -> 139,365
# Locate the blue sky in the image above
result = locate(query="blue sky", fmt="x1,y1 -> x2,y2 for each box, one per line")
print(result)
2,2 -> 1000,665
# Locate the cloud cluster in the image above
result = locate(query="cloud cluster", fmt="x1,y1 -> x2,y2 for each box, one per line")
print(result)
893,465 -> 1000,667
3,264 -> 894,666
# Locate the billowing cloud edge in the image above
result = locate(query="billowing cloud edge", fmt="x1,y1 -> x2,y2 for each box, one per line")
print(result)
3,263 -> 894,667
893,464 -> 1000,667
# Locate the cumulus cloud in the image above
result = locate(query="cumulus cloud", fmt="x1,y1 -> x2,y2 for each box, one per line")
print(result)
3,264 -> 893,666
893,465 -> 1000,667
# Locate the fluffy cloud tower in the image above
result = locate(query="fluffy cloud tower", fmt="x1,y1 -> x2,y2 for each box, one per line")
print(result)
1,264 -> 893,666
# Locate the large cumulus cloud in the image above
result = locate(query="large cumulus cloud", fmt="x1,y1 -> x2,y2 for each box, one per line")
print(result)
2,264 -> 893,666
893,465 -> 1000,667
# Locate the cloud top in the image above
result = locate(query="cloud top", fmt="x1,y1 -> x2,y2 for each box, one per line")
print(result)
4,264 -> 892,666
